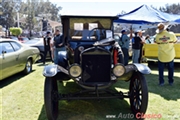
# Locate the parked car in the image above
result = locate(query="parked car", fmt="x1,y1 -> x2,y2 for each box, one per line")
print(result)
24,38 -> 50,62
18,37 -> 30,43
0,39 -> 40,80
142,33 -> 180,63
43,14 -> 151,120
9,36 -> 18,40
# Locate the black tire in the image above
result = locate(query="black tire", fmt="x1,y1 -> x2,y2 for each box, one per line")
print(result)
39,52 -> 44,62
44,77 -> 59,120
23,59 -> 32,74
38,52 -> 44,62
129,72 -> 148,118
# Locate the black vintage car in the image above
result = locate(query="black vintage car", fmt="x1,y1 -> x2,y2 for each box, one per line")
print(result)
43,14 -> 151,120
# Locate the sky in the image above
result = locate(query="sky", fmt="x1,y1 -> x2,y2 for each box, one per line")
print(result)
49,0 -> 180,15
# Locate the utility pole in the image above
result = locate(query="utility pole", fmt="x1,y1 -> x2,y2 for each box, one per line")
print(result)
17,12 -> 19,27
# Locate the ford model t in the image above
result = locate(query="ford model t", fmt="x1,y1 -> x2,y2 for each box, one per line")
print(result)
43,13 -> 151,120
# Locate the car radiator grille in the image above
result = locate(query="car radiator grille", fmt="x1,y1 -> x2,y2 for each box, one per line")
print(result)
81,52 -> 111,84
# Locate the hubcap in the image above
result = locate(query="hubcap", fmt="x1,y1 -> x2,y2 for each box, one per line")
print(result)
26,61 -> 31,72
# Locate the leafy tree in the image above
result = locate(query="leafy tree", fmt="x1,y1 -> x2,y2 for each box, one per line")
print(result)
26,0 -> 37,37
158,3 -> 180,33
1,0 -> 62,37
0,0 -> 22,37
9,27 -> 22,36
0,0 -> 16,29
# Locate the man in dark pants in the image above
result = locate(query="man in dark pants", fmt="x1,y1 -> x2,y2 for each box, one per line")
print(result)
43,31 -> 53,64
138,31 -> 144,63
155,23 -> 177,86
119,30 -> 132,65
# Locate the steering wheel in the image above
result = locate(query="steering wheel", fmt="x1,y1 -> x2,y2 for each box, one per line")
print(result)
88,28 -> 106,40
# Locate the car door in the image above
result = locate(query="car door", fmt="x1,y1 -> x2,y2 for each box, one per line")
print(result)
9,41 -> 24,72
0,42 -> 18,80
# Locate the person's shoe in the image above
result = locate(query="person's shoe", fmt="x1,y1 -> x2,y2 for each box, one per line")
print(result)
158,83 -> 164,86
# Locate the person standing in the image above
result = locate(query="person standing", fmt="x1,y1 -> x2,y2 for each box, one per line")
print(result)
43,31 -> 53,64
120,30 -> 131,66
155,23 -> 177,86
138,31 -> 144,63
145,35 -> 151,44
53,29 -> 65,64
132,31 -> 143,63
50,33 -> 55,61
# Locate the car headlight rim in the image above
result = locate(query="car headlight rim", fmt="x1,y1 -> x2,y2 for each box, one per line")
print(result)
68,63 -> 82,78
112,63 -> 126,77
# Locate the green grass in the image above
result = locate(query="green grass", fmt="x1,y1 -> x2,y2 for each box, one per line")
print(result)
0,62 -> 180,120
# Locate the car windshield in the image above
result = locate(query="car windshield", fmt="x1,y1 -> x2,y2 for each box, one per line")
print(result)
11,36 -> 18,40
24,39 -> 40,44
68,18 -> 112,41
22,37 -> 29,41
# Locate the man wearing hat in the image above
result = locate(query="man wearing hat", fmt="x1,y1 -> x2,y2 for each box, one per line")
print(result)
43,31 -> 53,64
155,23 -> 177,86
132,30 -> 143,63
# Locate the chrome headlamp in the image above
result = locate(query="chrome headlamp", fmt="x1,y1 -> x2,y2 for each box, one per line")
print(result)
68,64 -> 82,78
112,64 -> 126,77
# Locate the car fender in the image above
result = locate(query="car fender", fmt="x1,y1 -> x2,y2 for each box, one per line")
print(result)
57,51 -> 68,68
43,64 -> 69,77
117,63 -> 151,81
133,63 -> 151,74
43,64 -> 58,77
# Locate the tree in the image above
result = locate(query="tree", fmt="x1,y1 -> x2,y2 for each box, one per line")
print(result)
49,3 -> 62,21
9,27 -> 22,36
158,3 -> 180,33
0,0 -> 21,29
0,0 -> 15,29
26,0 -> 36,37
1,0 -> 62,37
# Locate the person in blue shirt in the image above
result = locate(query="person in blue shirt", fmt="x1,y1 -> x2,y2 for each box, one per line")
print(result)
120,30 -> 131,65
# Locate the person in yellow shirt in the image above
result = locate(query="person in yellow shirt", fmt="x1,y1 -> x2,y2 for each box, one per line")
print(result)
155,23 -> 177,86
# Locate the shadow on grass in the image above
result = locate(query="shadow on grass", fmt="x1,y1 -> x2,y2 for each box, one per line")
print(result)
38,82 -> 137,120
0,70 -> 35,88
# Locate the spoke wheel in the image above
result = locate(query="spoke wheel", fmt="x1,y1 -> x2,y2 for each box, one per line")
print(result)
129,72 -> 148,118
44,77 -> 59,120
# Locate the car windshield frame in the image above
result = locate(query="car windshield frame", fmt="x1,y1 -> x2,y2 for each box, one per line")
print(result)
61,15 -> 117,43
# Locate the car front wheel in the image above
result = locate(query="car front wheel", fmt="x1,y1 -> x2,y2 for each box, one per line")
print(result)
38,52 -> 44,62
129,72 -> 148,118
44,77 -> 59,120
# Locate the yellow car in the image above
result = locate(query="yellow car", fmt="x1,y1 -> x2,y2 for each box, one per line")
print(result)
0,39 -> 40,80
142,33 -> 180,61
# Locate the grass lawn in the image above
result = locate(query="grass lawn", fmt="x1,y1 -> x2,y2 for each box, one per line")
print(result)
0,62 -> 180,120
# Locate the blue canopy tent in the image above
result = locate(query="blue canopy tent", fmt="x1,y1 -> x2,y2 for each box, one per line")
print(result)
174,18 -> 180,23
114,5 -> 180,24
